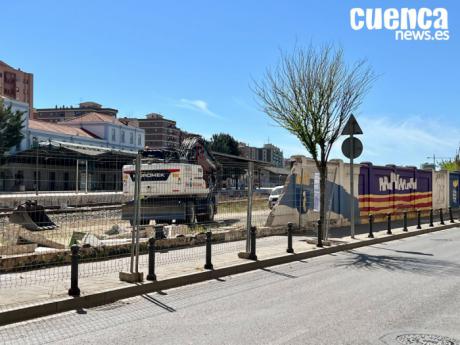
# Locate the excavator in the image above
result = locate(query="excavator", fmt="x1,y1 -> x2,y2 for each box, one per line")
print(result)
121,137 -> 221,225
8,137 -> 219,230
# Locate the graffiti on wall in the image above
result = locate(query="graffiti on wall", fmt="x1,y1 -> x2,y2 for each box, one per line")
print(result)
359,165 -> 432,218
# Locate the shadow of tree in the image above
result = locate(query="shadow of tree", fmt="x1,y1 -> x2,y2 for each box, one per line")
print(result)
371,246 -> 433,257
335,250 -> 460,276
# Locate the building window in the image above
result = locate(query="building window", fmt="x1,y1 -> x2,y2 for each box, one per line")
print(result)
138,134 -> 141,146
121,130 -> 125,143
111,128 -> 116,141
130,132 -> 134,144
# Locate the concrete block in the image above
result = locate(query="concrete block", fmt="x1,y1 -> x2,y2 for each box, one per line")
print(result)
119,271 -> 144,283
0,243 -> 37,255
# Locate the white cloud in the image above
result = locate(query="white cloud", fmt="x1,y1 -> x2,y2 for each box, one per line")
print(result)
329,114 -> 459,166
278,114 -> 459,168
177,98 -> 221,118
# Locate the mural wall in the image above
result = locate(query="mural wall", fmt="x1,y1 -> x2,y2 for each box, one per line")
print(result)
267,156 -> 459,228
358,163 -> 433,219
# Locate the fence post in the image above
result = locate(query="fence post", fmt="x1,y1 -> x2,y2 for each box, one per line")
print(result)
439,208 -> 445,225
416,210 -> 422,229
146,237 -> 157,281
368,214 -> 374,238
68,245 -> 80,297
449,206 -> 455,223
403,211 -> 408,232
204,231 -> 214,270
429,209 -> 434,227
287,222 -> 294,253
246,161 -> 254,253
248,226 -> 257,260
386,213 -> 392,235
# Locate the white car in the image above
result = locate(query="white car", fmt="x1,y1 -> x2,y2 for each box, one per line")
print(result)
268,186 -> 284,209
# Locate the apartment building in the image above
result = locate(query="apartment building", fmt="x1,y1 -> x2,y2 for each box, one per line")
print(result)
0,60 -> 33,114
122,113 -> 181,149
239,142 -> 284,168
34,101 -> 118,122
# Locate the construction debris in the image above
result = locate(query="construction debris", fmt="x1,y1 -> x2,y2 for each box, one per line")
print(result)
8,200 -> 58,231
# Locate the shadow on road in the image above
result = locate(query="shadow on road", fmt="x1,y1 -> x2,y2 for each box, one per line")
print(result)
141,294 -> 176,312
335,250 -> 460,276
260,267 -> 297,279
371,246 -> 434,257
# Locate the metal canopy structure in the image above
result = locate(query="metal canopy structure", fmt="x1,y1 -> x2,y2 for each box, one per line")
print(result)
37,140 -> 138,158
211,151 -> 271,170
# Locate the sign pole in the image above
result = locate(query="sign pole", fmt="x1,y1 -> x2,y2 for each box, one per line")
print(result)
341,114 -> 363,240
349,127 -> 355,239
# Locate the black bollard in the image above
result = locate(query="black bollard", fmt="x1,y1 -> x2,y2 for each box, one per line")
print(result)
368,214 -> 374,238
287,222 -> 294,253
68,244 -> 80,297
204,231 -> 214,270
317,220 -> 323,248
439,208 -> 445,225
417,210 -> 422,229
146,237 -> 157,281
386,213 -> 392,235
449,206 -> 455,223
403,211 -> 408,232
248,226 -> 257,260
429,209 -> 434,227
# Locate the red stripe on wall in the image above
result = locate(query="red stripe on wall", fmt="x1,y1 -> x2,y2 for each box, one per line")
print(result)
360,201 -> 433,212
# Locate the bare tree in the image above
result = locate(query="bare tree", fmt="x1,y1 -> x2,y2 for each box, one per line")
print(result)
253,45 -> 374,247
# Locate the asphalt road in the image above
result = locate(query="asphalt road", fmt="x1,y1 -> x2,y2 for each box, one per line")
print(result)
2,228 -> 460,345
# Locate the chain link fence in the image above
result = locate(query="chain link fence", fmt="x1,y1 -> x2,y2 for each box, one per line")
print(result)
0,146 -> 297,308
5,145 -> 458,314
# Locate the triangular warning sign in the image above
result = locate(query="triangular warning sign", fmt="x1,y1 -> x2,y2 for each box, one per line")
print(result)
341,114 -> 363,135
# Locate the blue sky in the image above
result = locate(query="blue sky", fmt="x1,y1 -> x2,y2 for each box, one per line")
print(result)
2,0 -> 459,166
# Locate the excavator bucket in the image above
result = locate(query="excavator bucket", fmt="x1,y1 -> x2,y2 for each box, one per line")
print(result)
9,200 -> 58,231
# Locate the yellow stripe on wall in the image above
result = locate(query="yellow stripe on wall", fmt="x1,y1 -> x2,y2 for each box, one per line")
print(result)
358,192 -> 432,200
359,197 -> 433,208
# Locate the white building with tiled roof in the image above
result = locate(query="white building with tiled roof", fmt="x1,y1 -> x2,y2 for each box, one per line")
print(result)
2,99 -> 145,155
1,96 -> 145,192
63,112 -> 145,151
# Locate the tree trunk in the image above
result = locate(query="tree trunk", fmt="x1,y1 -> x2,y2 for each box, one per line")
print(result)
318,164 -> 328,247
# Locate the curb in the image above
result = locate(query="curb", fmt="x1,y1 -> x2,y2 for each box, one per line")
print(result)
0,222 -> 457,327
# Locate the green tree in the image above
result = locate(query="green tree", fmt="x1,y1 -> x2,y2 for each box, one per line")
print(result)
209,133 -> 243,189
208,133 -> 240,156
253,45 -> 374,247
0,99 -> 25,156
440,153 -> 460,171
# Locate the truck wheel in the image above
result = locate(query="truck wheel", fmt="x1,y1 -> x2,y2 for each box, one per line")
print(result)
186,203 -> 196,224
198,202 -> 215,222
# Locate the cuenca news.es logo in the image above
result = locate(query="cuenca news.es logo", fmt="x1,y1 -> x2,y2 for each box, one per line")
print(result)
350,8 -> 449,41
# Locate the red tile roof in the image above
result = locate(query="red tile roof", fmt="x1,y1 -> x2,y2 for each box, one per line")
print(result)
64,112 -> 124,125
29,120 -> 96,138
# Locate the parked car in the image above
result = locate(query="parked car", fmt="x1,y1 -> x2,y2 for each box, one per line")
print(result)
254,187 -> 273,197
268,185 -> 284,209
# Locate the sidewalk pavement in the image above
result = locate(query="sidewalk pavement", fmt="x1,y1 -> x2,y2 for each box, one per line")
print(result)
0,220 -> 457,325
